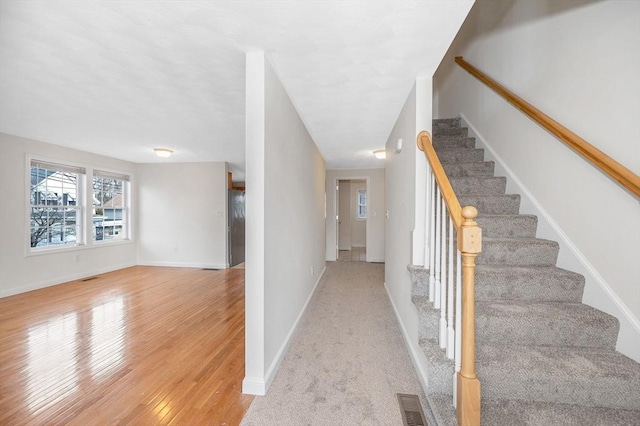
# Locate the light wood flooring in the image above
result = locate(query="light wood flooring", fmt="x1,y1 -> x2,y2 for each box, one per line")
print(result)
0,266 -> 252,425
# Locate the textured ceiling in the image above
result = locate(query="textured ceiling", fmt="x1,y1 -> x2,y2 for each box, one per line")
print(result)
0,1 -> 473,180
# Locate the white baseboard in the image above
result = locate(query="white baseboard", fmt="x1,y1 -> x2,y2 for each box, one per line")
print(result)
137,261 -> 229,269
243,265 -> 327,396
242,377 -> 266,395
461,113 -> 640,362
384,280 -> 430,393
0,261 -> 137,298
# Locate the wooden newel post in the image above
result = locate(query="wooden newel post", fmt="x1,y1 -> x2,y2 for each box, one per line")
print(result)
457,206 -> 482,426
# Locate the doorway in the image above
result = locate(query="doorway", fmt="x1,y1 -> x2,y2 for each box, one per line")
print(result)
337,179 -> 367,262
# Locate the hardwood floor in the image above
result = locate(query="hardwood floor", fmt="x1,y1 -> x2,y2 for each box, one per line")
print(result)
0,266 -> 253,425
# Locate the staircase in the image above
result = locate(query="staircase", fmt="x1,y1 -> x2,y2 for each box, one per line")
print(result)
411,118 -> 640,425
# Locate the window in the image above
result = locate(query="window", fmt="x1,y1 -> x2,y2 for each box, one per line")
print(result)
30,160 -> 85,249
357,189 -> 367,219
93,171 -> 129,242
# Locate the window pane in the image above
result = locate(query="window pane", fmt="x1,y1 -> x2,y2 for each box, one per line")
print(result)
93,174 -> 128,242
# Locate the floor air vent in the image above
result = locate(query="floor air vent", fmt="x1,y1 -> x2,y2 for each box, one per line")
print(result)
81,276 -> 99,282
397,393 -> 427,426
202,268 -> 219,271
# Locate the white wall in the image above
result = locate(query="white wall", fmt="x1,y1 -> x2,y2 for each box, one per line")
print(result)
384,79 -> 433,390
136,162 -> 228,269
350,180 -> 366,248
244,52 -> 327,395
325,169 -> 385,262
338,180 -> 351,250
434,0 -> 640,360
0,133 -> 137,297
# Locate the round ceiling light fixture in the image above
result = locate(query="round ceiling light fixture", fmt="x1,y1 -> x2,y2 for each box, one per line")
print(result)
373,149 -> 386,159
154,148 -> 173,158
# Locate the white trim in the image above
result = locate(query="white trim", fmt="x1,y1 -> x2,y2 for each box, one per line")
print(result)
461,113 -> 640,362
243,265 -> 327,396
137,261 -> 229,269
333,176 -> 372,262
0,261 -> 136,298
384,280 -> 430,392
242,377 -> 266,395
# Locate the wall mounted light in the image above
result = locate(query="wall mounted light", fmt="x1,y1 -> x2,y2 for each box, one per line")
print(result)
395,138 -> 403,153
373,150 -> 386,159
154,148 -> 173,158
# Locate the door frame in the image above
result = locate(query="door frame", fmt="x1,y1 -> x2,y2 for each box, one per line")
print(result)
333,176 -> 371,262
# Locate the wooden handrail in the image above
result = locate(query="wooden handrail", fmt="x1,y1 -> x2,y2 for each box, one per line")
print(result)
455,56 -> 640,198
418,131 -> 463,229
417,130 -> 482,425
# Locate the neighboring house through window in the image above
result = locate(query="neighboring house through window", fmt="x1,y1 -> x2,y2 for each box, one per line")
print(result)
30,160 -> 84,249
93,171 -> 129,242
29,159 -> 131,251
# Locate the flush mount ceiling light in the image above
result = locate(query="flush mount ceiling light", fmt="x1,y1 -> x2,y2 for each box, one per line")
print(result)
373,149 -> 386,159
154,148 -> 173,158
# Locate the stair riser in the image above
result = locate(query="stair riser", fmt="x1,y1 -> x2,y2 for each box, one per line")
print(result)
420,340 -> 455,395
433,118 -> 461,130
450,177 -> 506,195
458,195 -> 520,215
476,215 -> 537,239
433,137 -> 476,149
478,240 -> 559,266
475,268 -> 585,302
480,369 -> 639,410
476,311 -> 618,349
408,266 -> 429,298
433,127 -> 468,137
443,162 -> 495,178
437,149 -> 485,163
416,305 -> 439,341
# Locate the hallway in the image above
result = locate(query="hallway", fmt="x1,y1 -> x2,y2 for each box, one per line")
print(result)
241,261 -> 426,425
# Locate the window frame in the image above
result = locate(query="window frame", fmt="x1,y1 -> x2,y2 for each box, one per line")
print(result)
25,156 -> 134,257
92,170 -> 131,244
356,189 -> 367,220
27,158 -> 86,253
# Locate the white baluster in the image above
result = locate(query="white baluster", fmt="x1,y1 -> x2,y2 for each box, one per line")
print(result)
424,163 -> 432,268
428,174 -> 436,302
453,247 -> 462,407
433,186 -> 441,309
439,196 -> 447,349
446,216 -> 455,359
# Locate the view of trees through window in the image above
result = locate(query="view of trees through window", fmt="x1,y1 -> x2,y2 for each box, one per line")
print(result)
30,164 -> 81,248
30,161 -> 129,249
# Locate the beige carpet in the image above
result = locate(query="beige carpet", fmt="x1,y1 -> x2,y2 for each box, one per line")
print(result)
241,261 -> 426,425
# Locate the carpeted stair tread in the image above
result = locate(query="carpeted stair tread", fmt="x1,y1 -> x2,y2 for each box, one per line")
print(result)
479,238 -> 559,266
418,339 -> 454,395
481,398 -> 640,426
443,161 -> 495,177
476,300 -> 619,349
433,126 -> 468,137
458,194 -> 520,215
477,344 -> 640,410
476,214 -> 538,238
476,265 -> 585,302
413,295 -> 439,341
425,393 -> 457,426
433,117 -> 461,129
449,176 -> 506,195
436,148 -> 485,163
